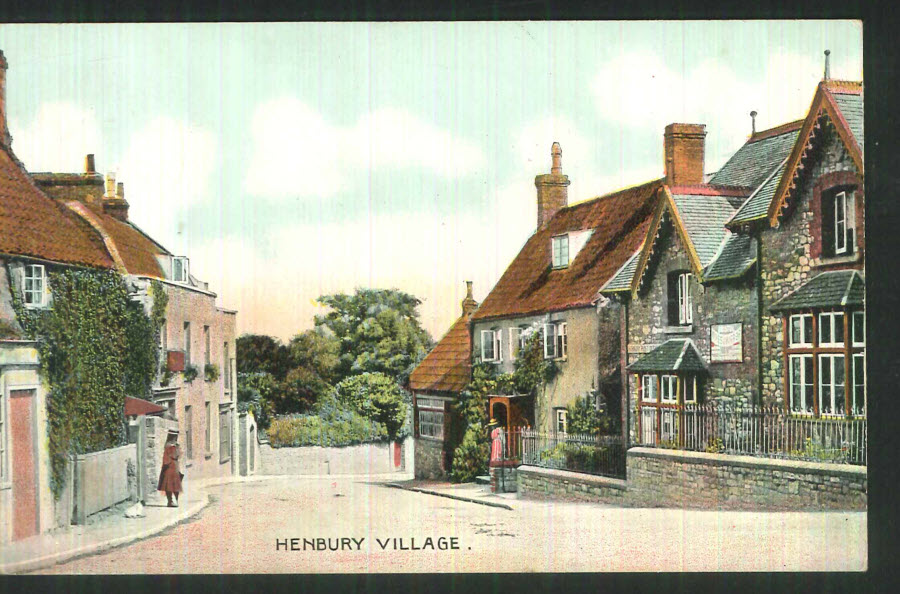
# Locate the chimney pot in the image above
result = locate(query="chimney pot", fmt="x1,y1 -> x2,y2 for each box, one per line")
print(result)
824,49 -> 831,80
116,182 -> 124,199
551,141 -> 562,174
750,111 -> 758,135
0,50 -> 11,148
104,172 -> 116,197
535,142 -> 570,228
85,154 -> 96,174
663,123 -> 706,186
461,280 -> 478,316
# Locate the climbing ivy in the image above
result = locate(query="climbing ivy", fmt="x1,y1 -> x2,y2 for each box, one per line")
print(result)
12,268 -> 165,498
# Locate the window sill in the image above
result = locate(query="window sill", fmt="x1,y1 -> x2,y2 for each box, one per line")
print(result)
813,252 -> 861,267
664,325 -> 693,334
220,457 -> 231,465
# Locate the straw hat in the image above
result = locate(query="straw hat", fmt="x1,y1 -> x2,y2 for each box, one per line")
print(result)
487,418 -> 499,427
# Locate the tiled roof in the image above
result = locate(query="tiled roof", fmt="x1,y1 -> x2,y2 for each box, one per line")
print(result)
124,396 -> 166,417
670,191 -> 738,268
703,233 -> 757,281
599,248 -> 641,293
833,92 -> 863,148
627,339 -> 707,373
82,208 -> 168,277
471,179 -> 662,321
0,146 -> 114,269
729,160 -> 787,226
709,122 -> 801,189
408,314 -> 472,394
769,270 -> 864,312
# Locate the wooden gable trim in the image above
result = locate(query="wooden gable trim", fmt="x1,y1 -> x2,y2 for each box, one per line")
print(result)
629,189 -> 668,298
661,186 -> 705,278
767,82 -> 864,227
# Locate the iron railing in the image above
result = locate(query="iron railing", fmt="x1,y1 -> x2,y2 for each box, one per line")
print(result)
636,403 -> 866,466
519,429 -> 626,478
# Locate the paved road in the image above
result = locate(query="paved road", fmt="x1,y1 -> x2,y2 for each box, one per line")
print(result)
34,477 -> 866,573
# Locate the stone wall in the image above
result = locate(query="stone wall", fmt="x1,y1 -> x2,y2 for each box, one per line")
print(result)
516,449 -> 865,510
488,462 -> 517,493
758,128 -> 863,406
414,437 -> 446,480
258,439 -> 406,476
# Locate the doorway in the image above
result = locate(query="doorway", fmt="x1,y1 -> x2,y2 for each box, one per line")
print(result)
10,389 -> 38,540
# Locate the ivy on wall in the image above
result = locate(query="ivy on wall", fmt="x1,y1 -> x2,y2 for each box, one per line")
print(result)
12,268 -> 166,498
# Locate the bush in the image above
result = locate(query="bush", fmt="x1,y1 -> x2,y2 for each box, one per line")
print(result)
450,424 -> 490,483
332,372 -> 409,439
566,393 -> 614,436
539,442 -> 612,474
183,364 -> 199,383
266,410 -> 388,448
204,363 -> 220,382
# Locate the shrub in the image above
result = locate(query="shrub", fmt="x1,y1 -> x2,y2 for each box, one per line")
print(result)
566,393 -> 614,436
204,363 -> 220,382
332,372 -> 409,439
450,424 -> 490,483
266,410 -> 388,448
182,364 -> 199,383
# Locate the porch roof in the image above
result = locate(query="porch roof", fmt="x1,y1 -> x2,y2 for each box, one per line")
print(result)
769,270 -> 864,313
627,339 -> 706,373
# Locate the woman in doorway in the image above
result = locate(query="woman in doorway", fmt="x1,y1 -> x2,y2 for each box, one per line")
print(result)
157,429 -> 183,507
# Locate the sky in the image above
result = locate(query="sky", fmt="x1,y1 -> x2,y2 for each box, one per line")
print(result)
0,22 -> 863,342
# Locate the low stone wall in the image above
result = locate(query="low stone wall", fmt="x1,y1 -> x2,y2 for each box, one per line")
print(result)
73,444 -> 137,524
488,462 -> 518,493
517,466 -> 627,503
516,449 -> 866,510
414,438 -> 446,480
259,439 -> 406,476
626,447 -> 867,511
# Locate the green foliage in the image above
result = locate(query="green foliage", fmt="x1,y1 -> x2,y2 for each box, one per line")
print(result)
511,330 -> 558,395
331,372 -> 409,439
236,372 -> 277,429
236,334 -> 292,380
11,268 -> 159,498
315,288 -> 432,384
266,411 -> 388,448
182,364 -> 199,383
705,436 -> 725,454
204,363 -> 220,382
449,423 -> 490,483
566,393 -> 614,436
539,442 -> 614,474
0,318 -> 20,339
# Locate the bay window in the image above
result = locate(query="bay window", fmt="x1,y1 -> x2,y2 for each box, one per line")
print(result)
818,311 -> 844,346
818,354 -> 846,416
641,375 -> 657,402
661,375 -> 677,403
789,354 -> 815,414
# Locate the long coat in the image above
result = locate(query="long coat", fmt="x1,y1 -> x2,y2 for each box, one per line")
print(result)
157,443 -> 183,493
490,427 -> 505,462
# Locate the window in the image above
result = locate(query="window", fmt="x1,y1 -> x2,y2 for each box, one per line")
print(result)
205,402 -> 211,453
481,329 -> 502,362
789,314 -> 813,347
508,327 -> 523,360
818,312 -> 845,347
822,189 -> 857,257
852,353 -> 866,416
551,235 -> 569,268
852,311 -> 865,346
172,257 -> 189,283
641,375 -> 658,402
0,392 -> 6,482
661,375 -> 677,403
789,354 -> 815,414
160,318 -> 167,352
203,326 -> 210,369
223,342 -> 231,392
219,409 -> 232,463
543,322 -> 567,359
818,354 -> 846,416
683,377 -> 697,404
555,408 -> 568,434
417,398 -> 445,440
23,264 -> 47,307
184,405 -> 193,460
667,271 -> 692,325
183,322 -> 191,365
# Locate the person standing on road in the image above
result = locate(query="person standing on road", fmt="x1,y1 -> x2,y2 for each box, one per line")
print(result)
157,429 -> 183,507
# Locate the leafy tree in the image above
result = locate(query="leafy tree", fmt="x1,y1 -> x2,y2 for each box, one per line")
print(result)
565,393 -> 614,436
314,288 -> 432,384
331,372 -> 409,439
237,372 -> 277,429
236,334 -> 292,380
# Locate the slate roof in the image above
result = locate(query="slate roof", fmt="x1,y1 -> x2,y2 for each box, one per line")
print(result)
833,92 -> 863,148
0,145 -> 115,269
769,270 -> 865,312
627,339 -> 707,373
471,179 -> 662,321
599,249 -> 641,293
709,121 -> 802,189
728,160 -> 787,226
670,191 -> 739,268
703,233 -> 757,281
408,313 -> 473,394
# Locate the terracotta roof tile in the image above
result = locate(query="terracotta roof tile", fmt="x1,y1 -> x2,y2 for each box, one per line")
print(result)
408,314 -> 472,393
471,179 -> 663,321
124,396 -> 167,417
0,146 -> 114,268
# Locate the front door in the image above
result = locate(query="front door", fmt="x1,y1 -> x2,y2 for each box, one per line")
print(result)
10,389 -> 38,540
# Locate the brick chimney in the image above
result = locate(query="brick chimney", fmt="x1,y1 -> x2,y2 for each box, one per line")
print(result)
461,280 -> 478,317
102,172 -> 130,221
0,50 -> 12,148
535,142 -> 569,229
663,123 -> 706,186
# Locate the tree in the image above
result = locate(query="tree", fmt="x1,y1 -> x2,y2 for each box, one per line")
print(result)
565,393 -> 614,436
331,372 -> 409,439
236,334 -> 292,380
314,289 -> 432,384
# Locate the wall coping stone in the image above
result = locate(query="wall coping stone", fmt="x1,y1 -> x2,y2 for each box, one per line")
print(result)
627,447 -> 867,480
517,465 -> 627,490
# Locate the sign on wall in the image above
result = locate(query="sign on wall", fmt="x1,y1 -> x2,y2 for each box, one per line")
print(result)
710,323 -> 742,363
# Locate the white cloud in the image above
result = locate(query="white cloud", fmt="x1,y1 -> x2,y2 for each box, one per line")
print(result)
117,116 -> 217,252
243,99 -> 485,200
10,102 -> 102,172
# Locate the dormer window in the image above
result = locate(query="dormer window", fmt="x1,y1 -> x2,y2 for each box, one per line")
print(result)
23,264 -> 47,308
172,256 -> 189,283
551,235 -> 569,268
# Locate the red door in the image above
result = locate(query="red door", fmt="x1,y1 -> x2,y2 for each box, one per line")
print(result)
393,441 -> 402,468
10,389 -> 38,540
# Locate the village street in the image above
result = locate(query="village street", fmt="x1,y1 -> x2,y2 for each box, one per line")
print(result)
32,476 -> 866,574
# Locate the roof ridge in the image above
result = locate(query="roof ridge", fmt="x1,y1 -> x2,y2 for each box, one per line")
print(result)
673,339 -> 690,370
841,269 -> 861,306
562,178 -> 664,212
728,156 -> 790,227
668,184 -> 752,197
748,119 -> 805,143
62,201 -> 129,273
